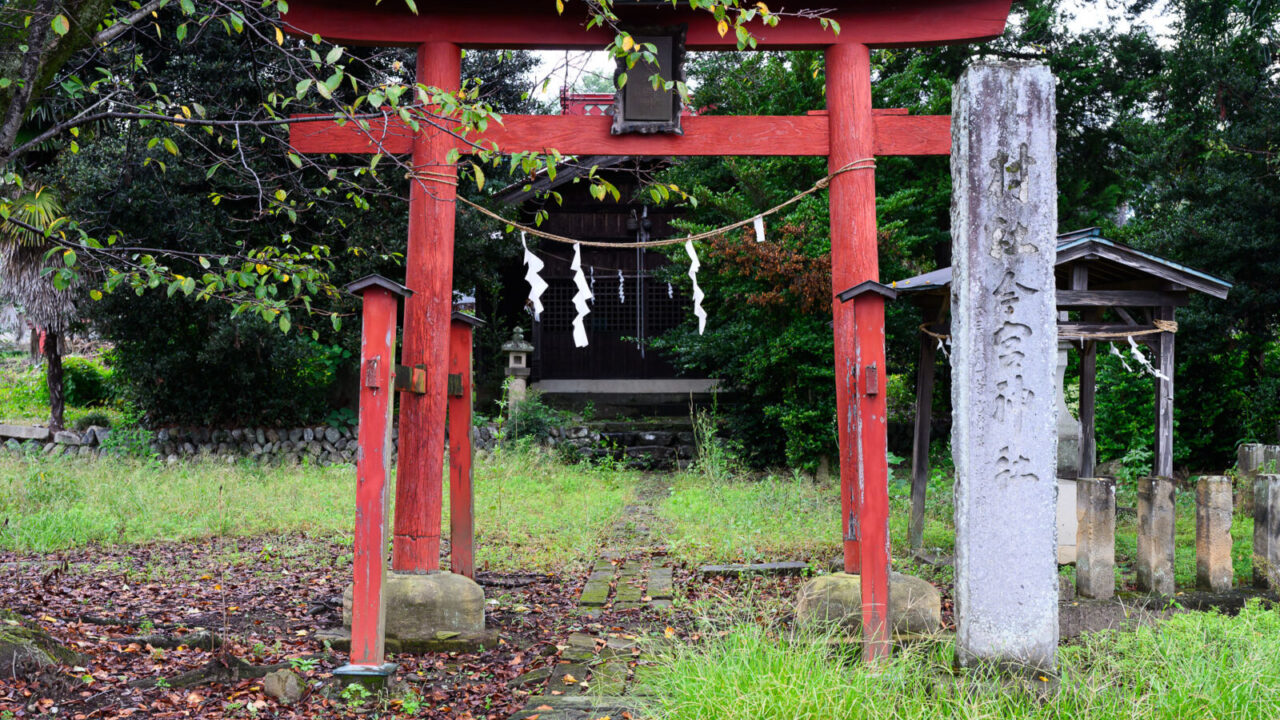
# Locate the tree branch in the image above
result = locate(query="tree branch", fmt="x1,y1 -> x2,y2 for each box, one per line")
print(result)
0,0 -> 58,161
91,0 -> 169,46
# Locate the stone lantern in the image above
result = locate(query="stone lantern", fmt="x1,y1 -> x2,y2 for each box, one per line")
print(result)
501,327 -> 534,414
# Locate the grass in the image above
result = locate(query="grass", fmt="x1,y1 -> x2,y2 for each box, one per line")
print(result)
637,601 -> 1280,719
661,456 -> 1256,590
0,447 -> 639,571
0,351 -> 127,428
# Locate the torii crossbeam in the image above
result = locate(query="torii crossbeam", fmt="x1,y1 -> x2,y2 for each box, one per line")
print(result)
285,0 -> 1013,660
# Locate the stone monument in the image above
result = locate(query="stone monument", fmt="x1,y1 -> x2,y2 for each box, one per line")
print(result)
950,60 -> 1059,673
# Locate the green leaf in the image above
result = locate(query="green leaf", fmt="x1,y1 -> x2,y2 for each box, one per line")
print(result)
473,164 -> 485,191
279,314 -> 292,333
325,46 -> 343,64
51,14 -> 69,36
162,138 -> 179,156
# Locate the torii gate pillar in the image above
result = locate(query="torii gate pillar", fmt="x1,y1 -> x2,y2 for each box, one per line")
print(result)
393,42 -> 460,573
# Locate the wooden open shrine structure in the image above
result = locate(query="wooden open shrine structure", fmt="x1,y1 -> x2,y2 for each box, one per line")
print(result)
890,228 -> 1232,550
283,0 -> 1016,660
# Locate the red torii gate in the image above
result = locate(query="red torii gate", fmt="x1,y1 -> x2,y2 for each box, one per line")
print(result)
285,0 -> 1012,659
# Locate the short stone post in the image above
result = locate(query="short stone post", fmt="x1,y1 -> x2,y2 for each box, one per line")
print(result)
1196,476 -> 1234,592
1236,444 -> 1280,515
1254,474 -> 1280,589
950,60 -> 1058,673
1136,476 -> 1176,595
1075,478 -> 1115,599
501,327 -> 533,416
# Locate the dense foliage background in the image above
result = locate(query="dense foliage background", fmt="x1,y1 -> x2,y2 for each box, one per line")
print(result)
651,0 -> 1278,471
5,0 -> 1278,472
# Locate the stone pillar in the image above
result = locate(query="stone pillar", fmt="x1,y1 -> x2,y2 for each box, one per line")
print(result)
1254,474 -> 1280,589
1075,478 -> 1115,599
950,61 -> 1058,673
1195,476 -> 1234,592
1236,443 -> 1280,516
1136,476 -> 1176,595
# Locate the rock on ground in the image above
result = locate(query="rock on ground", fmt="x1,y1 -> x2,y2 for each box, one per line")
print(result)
795,572 -> 942,636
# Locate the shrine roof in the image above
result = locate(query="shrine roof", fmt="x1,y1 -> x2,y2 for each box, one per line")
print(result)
283,0 -> 1013,50
887,228 -> 1232,299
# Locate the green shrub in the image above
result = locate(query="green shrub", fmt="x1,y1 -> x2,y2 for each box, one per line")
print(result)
61,356 -> 113,407
72,411 -> 112,430
507,390 -> 569,441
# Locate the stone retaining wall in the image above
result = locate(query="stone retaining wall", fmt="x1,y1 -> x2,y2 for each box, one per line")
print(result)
0,421 -> 697,469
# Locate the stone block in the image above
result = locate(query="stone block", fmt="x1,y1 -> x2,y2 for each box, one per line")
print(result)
262,669 -> 303,704
53,430 -> 80,446
698,561 -> 809,577
1076,478 -> 1116,599
1254,474 -> 1280,590
1137,476 -> 1176,595
1196,476 -> 1233,592
795,572 -> 941,637
0,424 -> 51,442
342,571 -> 487,648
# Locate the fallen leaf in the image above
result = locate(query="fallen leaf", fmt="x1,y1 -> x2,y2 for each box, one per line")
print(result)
562,674 -> 577,684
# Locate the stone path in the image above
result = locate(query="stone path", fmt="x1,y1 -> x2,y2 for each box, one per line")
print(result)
505,477 -> 675,720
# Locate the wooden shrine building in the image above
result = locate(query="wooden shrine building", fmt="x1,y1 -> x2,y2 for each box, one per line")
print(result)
495,93 -> 713,413
883,227 -> 1232,551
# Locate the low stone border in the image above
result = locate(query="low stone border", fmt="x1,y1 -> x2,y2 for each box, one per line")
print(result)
0,421 -> 698,468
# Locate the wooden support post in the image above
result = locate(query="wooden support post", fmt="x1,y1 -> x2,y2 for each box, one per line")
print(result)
1154,306 -> 1175,479
340,275 -> 409,680
448,314 -> 478,580
1079,338 -> 1097,479
1073,266 -> 1096,480
909,329 -> 937,551
827,42 -> 890,661
393,41 -> 461,572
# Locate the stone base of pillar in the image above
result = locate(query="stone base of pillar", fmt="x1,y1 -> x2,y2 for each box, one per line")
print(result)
1076,478 -> 1115,599
1196,476 -> 1234,592
794,572 -> 942,638
340,571 -> 497,653
1137,476 -> 1176,595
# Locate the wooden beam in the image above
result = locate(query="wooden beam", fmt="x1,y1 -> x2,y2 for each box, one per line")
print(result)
283,0 -> 1013,50
909,329 -> 938,551
1155,306 -> 1175,478
287,112 -> 951,158
1056,290 -> 1189,308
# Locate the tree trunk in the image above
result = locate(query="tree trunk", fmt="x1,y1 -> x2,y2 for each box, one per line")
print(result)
27,327 -> 39,361
45,329 -> 64,431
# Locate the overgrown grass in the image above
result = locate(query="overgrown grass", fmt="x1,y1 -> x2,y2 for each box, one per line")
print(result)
0,351 -> 127,427
658,461 -> 952,568
660,471 -> 840,565
638,601 -> 1280,719
0,447 -> 638,571
663,460 -> 1256,590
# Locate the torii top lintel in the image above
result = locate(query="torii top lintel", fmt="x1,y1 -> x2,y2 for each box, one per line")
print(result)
282,0 -> 1012,50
